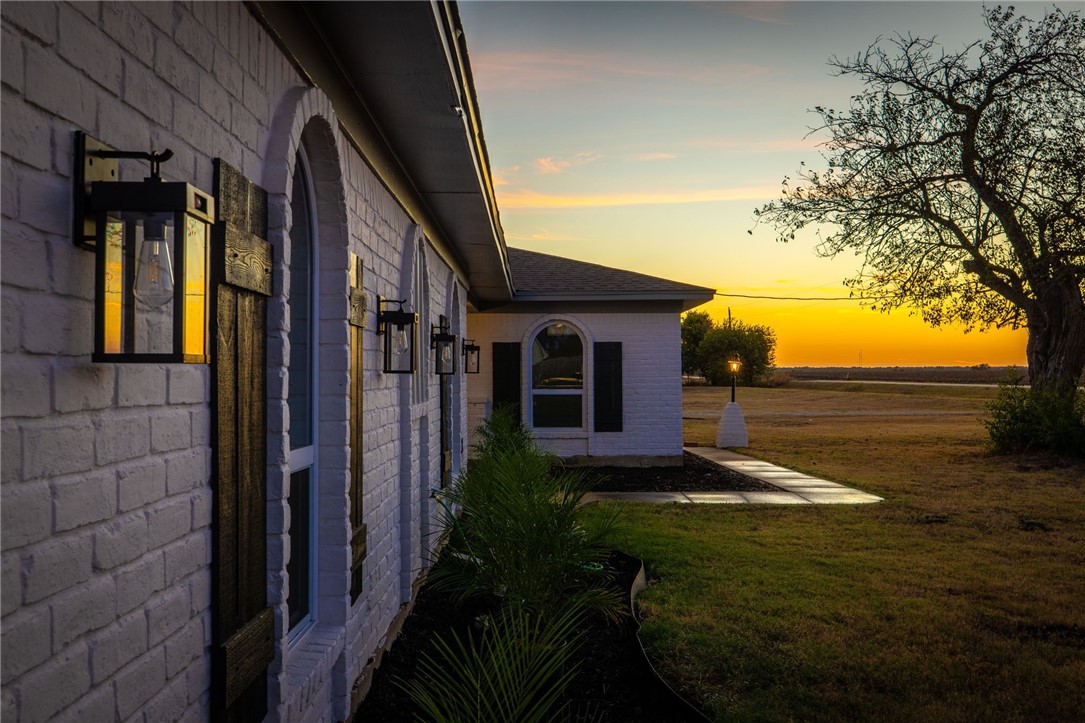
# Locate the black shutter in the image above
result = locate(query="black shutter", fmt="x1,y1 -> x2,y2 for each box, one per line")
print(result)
348,254 -> 367,601
594,342 -> 623,432
492,342 -> 521,421
211,161 -> 274,722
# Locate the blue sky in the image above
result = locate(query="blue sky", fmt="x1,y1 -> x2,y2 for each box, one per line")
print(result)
459,1 -> 1043,366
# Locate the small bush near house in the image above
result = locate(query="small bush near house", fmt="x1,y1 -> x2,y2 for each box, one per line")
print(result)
428,406 -> 624,621
404,407 -> 627,722
399,606 -> 585,723
985,377 -> 1085,456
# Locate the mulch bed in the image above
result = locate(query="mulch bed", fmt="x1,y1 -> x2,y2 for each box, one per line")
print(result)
354,551 -> 709,722
354,454 -> 760,721
571,450 -> 777,493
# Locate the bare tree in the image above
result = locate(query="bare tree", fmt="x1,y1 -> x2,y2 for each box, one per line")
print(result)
756,6 -> 1084,394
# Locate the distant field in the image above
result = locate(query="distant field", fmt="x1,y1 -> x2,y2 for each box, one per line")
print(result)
775,365 -> 1022,384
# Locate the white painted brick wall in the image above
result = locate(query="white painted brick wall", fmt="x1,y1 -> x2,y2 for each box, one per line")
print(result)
467,307 -> 685,459
2,2 -> 470,720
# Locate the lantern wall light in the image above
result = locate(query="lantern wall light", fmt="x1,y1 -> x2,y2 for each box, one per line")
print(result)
431,315 -> 457,376
462,339 -> 480,374
73,132 -> 214,364
377,296 -> 417,374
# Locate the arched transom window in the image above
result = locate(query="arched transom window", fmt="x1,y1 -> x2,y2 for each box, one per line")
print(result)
531,323 -> 583,428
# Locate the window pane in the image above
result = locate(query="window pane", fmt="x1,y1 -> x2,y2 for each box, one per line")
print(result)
288,161 -> 312,450
533,394 -> 582,428
287,468 -> 310,630
532,324 -> 582,389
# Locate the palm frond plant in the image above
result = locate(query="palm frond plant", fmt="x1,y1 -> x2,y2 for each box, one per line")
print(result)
399,606 -> 586,723
428,409 -> 626,622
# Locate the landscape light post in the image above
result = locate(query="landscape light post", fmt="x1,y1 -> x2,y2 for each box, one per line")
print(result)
717,355 -> 748,448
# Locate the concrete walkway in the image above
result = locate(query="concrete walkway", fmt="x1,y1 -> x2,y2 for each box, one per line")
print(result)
582,447 -> 883,505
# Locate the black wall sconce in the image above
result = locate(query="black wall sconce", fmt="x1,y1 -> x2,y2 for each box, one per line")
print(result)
431,316 -> 457,376
377,296 -> 417,374
73,132 -> 214,364
462,339 -> 480,374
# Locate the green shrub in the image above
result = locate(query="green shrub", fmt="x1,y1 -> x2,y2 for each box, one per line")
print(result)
985,376 -> 1085,456
430,409 -> 625,622
399,606 -> 584,723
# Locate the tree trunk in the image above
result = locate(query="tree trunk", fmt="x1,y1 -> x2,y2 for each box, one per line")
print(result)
1025,279 -> 1085,394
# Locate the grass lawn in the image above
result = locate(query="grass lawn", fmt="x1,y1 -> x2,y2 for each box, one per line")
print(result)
595,383 -> 1085,722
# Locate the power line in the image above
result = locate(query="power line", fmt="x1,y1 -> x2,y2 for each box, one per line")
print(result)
714,291 -> 890,301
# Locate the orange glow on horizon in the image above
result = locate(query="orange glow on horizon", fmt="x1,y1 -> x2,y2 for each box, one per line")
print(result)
696,299 -> 1029,368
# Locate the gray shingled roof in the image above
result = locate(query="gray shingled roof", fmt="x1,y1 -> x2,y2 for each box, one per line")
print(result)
508,247 -> 716,307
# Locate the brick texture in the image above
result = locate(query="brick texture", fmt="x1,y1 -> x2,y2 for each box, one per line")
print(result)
2,2 -> 469,720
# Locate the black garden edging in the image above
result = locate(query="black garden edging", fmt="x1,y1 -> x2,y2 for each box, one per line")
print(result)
616,549 -> 713,723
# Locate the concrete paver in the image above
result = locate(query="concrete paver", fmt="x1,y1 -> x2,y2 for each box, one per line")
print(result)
582,447 -> 884,506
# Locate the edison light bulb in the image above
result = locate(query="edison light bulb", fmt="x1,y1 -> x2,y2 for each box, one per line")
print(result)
441,343 -> 452,365
394,327 -> 410,355
132,220 -> 174,308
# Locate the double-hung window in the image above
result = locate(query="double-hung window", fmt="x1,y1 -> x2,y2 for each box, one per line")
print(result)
531,323 -> 583,428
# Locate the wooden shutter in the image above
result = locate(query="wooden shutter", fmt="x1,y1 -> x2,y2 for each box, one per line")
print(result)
440,374 -> 452,488
211,161 -> 274,722
348,254 -> 367,601
594,342 -> 623,432
492,342 -> 521,421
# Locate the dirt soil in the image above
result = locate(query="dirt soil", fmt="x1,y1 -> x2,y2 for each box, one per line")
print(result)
571,450 -> 777,493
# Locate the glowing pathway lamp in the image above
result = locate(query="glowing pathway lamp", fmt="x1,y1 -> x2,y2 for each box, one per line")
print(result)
717,356 -> 749,447
73,132 -> 213,364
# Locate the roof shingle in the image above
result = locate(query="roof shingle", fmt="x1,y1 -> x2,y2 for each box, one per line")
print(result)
508,247 -> 716,305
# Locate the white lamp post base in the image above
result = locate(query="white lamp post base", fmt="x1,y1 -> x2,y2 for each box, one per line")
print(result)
716,401 -> 748,448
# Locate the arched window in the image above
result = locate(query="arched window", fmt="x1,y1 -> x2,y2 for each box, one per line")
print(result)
531,323 -> 583,428
287,150 -> 317,635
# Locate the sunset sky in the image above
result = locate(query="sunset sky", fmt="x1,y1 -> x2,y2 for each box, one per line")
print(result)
459,1 -> 1035,367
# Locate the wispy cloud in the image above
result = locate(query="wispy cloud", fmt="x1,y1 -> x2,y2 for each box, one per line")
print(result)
504,228 -> 579,243
534,152 -> 602,175
700,2 -> 792,27
471,51 -> 770,92
631,152 -> 677,161
686,137 -> 818,153
496,185 -> 777,209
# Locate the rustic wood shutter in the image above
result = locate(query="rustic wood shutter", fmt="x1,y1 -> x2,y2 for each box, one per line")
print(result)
348,253 -> 368,601
594,342 -> 623,432
440,374 -> 452,488
211,161 -> 274,722
492,342 -> 521,421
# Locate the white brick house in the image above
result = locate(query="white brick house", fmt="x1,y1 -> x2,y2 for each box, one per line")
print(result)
468,248 -> 714,464
1,2 -> 712,721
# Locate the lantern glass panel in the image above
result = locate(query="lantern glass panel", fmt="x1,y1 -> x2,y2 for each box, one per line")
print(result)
464,346 -> 480,374
383,319 -> 416,374
100,210 -> 177,357
434,336 -> 456,375
183,213 -> 209,360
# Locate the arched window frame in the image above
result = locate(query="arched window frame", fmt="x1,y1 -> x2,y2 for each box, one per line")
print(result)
529,321 -> 585,430
286,146 -> 319,640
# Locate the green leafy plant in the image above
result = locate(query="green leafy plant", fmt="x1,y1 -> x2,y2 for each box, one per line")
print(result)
429,407 -> 625,621
430,444 -> 624,622
399,606 -> 585,723
985,373 -> 1085,455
